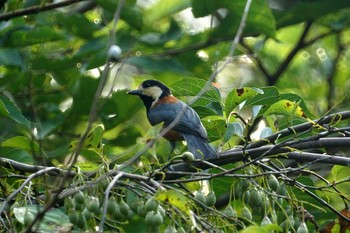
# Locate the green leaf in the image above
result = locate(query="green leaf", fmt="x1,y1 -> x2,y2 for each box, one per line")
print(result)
331,165 -> 349,181
125,56 -> 187,74
245,86 -> 280,106
85,124 -> 104,149
101,90 -> 143,129
0,147 -> 33,164
106,126 -> 141,147
192,0 -> 276,37
319,8 -> 350,30
0,95 -> 31,128
30,56 -> 81,86
123,218 -> 148,233
38,114 -> 66,140
13,205 -> 72,231
0,49 -> 23,68
223,122 -> 243,143
144,0 -> 191,25
54,13 -> 99,39
69,124 -> 104,162
259,127 -> 273,139
95,0 -> 143,29
172,77 -> 224,118
280,93 -> 315,118
274,0 -> 350,28
183,181 -> 201,192
242,87 -> 313,120
75,160 -> 100,172
1,136 -> 40,153
4,26 -> 65,47
202,116 -> 226,141
140,20 -> 182,45
75,37 -> 107,58
225,87 -> 262,116
71,76 -> 99,115
191,0 -> 217,17
262,224 -> 283,232
193,103 -> 223,118
172,77 -> 221,103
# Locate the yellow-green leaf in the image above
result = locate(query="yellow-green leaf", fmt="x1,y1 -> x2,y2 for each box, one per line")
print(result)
144,0 -> 191,25
183,181 -> 201,191
239,226 -> 270,233
156,190 -> 191,214
263,100 -> 308,119
69,124 -> 104,161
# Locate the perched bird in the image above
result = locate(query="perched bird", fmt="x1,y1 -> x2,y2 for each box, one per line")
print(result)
128,80 -> 216,160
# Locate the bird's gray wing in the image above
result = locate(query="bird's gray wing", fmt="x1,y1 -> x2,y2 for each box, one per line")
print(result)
147,100 -> 207,139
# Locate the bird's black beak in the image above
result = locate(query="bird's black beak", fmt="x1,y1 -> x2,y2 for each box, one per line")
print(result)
127,89 -> 141,95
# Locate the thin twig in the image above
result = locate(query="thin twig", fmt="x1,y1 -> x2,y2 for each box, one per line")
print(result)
0,167 -> 58,215
247,110 -> 350,149
0,0 -> 87,21
260,162 -> 350,223
98,172 -> 123,233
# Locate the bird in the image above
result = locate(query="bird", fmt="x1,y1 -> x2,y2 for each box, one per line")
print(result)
127,79 -> 216,160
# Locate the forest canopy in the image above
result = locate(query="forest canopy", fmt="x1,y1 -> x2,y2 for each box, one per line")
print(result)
1,0 -> 350,232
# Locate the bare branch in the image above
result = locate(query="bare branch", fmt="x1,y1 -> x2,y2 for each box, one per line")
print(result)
247,110 -> 350,149
258,162 -> 350,223
0,167 -> 59,215
98,172 -> 123,233
160,136 -> 350,180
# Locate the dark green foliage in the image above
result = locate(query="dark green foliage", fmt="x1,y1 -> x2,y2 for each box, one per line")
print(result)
1,0 -> 350,232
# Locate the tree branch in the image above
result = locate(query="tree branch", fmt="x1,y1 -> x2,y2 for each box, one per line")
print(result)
0,157 -> 76,177
0,167 -> 60,215
326,32 -> 344,110
247,110 -> 350,149
242,22 -> 334,86
0,0 -> 87,21
266,21 -> 313,85
159,137 -> 350,180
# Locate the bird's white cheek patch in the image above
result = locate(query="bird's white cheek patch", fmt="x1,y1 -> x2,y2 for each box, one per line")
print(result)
144,86 -> 163,98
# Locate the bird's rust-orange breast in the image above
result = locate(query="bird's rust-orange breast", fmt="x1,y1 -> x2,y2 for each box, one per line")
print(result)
154,95 -> 178,107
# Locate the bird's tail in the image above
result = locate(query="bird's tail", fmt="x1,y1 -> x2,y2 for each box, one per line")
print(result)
183,134 -> 216,159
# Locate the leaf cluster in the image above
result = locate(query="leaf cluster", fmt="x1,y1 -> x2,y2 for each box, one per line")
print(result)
1,0 -> 350,232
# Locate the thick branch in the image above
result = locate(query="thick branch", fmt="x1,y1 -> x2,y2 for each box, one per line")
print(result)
159,137 -> 350,180
247,110 -> 350,149
0,158 -> 76,177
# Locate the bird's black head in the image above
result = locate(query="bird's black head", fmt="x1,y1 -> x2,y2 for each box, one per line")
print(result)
127,80 -> 172,110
